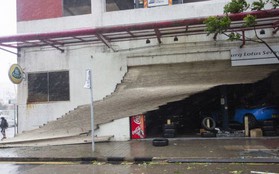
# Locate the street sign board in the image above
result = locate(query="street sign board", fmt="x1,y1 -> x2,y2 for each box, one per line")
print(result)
231,46 -> 279,66
147,0 -> 170,7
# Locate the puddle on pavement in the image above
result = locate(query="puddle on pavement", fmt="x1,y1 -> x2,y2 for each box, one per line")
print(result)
241,150 -> 279,158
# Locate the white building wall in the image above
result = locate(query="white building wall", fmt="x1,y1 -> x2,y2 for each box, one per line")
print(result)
17,0 -> 234,34
95,117 -> 131,141
102,0 -> 229,27
17,45 -> 127,132
16,0 -> 275,136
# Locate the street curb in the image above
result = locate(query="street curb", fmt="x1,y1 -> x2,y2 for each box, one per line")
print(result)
106,157 -> 125,164
0,135 -> 113,147
0,156 -> 152,164
166,158 -> 279,163
134,157 -> 153,163
0,134 -> 81,145
0,157 -> 97,162
0,156 -> 278,164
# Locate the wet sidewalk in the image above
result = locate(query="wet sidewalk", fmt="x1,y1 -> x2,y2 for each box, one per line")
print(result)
0,137 -> 278,163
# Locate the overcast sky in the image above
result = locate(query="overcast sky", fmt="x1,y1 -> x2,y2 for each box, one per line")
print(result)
0,0 -> 17,101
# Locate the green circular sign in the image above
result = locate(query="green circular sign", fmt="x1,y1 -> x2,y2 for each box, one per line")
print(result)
8,64 -> 24,84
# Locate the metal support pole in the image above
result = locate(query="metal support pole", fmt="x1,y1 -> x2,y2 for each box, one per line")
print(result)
13,104 -> 16,137
244,116 -> 249,137
9,99 -> 17,137
84,69 -> 95,152
89,70 -> 95,152
220,86 -> 229,130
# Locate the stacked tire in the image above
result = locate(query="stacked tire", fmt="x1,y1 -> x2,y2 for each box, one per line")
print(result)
163,124 -> 176,138
201,117 -> 217,137
152,138 -> 169,147
262,120 -> 278,136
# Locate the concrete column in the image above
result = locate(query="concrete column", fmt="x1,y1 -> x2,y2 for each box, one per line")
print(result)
91,0 -> 105,27
244,116 -> 249,137
220,86 -> 229,130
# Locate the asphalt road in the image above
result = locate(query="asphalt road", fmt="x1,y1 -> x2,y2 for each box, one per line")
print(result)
0,162 -> 278,174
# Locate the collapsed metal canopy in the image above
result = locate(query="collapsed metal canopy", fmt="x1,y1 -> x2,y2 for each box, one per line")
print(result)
92,60 -> 279,126
0,9 -> 279,53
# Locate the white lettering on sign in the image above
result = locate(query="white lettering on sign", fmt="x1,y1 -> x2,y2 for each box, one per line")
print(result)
231,46 -> 279,66
148,0 -> 169,7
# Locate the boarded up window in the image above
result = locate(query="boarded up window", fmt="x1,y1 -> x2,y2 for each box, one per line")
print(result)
63,0 -> 92,16
28,73 -> 48,102
49,71 -> 70,101
28,71 -> 70,103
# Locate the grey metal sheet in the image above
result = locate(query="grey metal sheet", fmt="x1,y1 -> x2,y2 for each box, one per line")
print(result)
93,60 -> 279,126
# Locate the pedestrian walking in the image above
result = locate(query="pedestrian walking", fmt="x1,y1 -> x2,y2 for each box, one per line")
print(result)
0,117 -> 8,140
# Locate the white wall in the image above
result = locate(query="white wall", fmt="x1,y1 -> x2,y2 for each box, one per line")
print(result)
15,38 -> 232,132
95,117 -> 130,141
17,0 -> 231,33
17,45 -> 127,132
102,0 -> 230,27
15,0 -> 278,134
17,36 -> 279,133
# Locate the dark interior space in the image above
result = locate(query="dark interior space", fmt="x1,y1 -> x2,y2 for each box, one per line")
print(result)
63,0 -> 91,16
145,70 -> 279,138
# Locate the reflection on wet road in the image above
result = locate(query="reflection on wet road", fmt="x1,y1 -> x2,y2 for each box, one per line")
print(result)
0,164 -> 37,174
0,162 -> 278,174
0,164 -> 18,174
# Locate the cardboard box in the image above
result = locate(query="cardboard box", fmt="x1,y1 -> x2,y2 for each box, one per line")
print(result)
250,128 -> 263,137
200,128 -> 207,134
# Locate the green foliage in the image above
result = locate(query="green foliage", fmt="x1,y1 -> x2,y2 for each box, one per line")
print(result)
204,16 -> 231,36
203,0 -> 279,60
251,0 -> 268,10
224,0 -> 250,14
243,14 -> 257,27
227,32 -> 242,41
270,0 -> 279,8
204,0 -> 277,40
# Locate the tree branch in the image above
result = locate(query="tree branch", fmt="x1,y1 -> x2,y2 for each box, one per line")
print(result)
254,27 -> 279,61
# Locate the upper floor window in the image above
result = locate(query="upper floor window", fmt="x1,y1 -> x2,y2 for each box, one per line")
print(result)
107,0 -> 135,11
63,0 -> 92,16
106,0 -> 211,12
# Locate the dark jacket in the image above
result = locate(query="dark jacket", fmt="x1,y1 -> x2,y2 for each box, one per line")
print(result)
0,118 -> 8,129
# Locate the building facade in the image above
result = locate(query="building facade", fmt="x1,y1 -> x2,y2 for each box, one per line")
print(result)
1,0 -> 278,140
